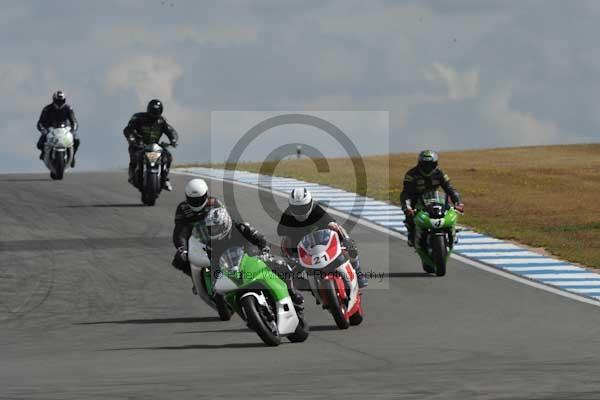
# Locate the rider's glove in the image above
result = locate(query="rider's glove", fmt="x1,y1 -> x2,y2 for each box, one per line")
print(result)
345,240 -> 358,259
261,246 -> 271,255
404,207 -> 415,217
127,135 -> 136,143
175,247 -> 188,263
170,141 -> 178,148
454,203 -> 465,213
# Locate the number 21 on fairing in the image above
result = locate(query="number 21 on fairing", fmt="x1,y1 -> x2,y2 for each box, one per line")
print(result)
313,255 -> 327,264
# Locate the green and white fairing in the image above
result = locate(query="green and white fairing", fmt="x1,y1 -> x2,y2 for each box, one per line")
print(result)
188,231 -> 308,345
414,191 -> 458,276
214,247 -> 299,336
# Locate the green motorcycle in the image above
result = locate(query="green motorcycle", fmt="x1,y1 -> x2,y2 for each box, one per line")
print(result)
414,191 -> 459,276
213,247 -> 309,346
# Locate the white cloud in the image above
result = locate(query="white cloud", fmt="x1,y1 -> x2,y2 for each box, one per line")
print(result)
94,24 -> 258,50
106,55 -> 183,106
105,55 -> 209,152
1,1 -> 599,172
424,62 -> 479,100
482,86 -> 562,145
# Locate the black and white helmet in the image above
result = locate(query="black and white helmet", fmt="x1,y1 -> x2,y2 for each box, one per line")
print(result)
147,99 -> 163,117
417,150 -> 439,176
52,91 -> 66,108
203,207 -> 232,240
185,179 -> 208,212
289,187 -> 313,221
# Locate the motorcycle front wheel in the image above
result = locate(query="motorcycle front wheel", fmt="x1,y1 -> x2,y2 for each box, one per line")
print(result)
431,234 -> 447,277
53,153 -> 65,180
142,173 -> 159,206
241,296 -> 281,346
322,279 -> 350,329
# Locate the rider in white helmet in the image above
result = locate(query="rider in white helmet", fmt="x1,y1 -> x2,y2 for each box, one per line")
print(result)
172,184 -> 304,306
277,187 -> 368,288
172,179 -> 223,275
194,206 -> 305,307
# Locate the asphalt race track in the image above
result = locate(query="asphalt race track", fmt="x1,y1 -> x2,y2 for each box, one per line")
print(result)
2,172 -> 600,400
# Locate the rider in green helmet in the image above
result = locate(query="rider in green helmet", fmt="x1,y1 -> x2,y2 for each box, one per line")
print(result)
400,150 -> 464,247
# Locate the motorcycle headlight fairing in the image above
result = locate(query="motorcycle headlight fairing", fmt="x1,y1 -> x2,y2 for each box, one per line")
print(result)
145,152 -> 161,164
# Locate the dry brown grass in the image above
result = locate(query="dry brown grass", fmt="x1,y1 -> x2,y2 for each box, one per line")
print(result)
180,144 -> 600,268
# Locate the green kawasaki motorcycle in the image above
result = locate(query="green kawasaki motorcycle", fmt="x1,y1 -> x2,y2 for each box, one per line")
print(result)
190,243 -> 309,346
414,191 -> 459,277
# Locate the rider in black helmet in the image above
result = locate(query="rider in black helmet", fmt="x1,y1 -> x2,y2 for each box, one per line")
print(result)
400,150 -> 464,247
36,91 -> 80,167
123,99 -> 178,191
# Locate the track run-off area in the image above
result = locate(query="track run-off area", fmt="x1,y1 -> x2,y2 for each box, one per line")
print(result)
2,172 -> 600,400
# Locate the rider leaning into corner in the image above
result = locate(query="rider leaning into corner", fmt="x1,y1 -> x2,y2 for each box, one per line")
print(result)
400,150 -> 465,247
277,187 -> 369,288
172,178 -> 223,275
123,99 -> 178,191
171,179 -> 304,308
37,91 -> 80,167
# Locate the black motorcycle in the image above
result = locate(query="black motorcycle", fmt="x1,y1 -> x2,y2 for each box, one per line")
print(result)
132,142 -> 172,206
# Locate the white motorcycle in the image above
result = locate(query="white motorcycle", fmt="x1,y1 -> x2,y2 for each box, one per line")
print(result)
42,124 -> 74,180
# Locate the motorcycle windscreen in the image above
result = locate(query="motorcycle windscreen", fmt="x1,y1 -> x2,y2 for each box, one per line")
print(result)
49,128 -> 74,148
145,151 -> 161,164
297,229 -> 342,269
218,247 -> 244,278
421,190 -> 446,207
421,190 -> 448,218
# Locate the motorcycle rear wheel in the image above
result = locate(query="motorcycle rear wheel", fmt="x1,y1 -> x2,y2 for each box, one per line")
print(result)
215,294 -> 232,321
287,313 -> 309,343
349,311 -> 363,326
421,262 -> 435,274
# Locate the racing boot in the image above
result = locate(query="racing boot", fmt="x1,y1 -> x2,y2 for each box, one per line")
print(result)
37,135 -> 46,160
289,287 -> 304,312
407,227 -> 415,247
71,138 -> 79,168
127,164 -> 135,185
162,178 -> 173,192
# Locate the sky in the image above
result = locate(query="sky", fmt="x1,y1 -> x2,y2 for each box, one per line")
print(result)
1,0 -> 598,172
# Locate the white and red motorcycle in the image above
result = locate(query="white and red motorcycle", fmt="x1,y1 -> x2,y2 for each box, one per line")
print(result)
42,124 -> 74,180
297,229 -> 364,329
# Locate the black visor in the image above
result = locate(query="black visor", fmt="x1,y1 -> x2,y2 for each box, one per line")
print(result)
187,194 -> 207,209
419,160 -> 438,175
53,98 -> 66,106
290,202 -> 312,217
207,223 -> 228,238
